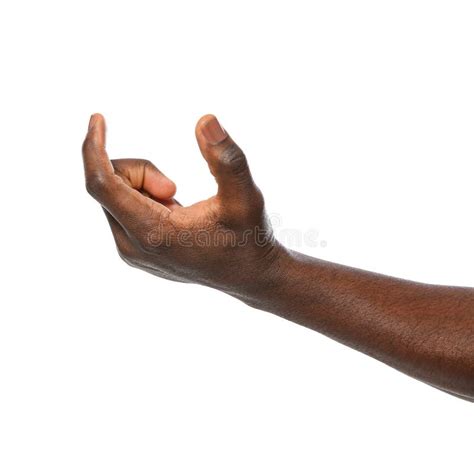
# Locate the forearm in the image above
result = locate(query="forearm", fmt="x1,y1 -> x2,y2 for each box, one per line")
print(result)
83,114 -> 473,400
231,246 -> 474,399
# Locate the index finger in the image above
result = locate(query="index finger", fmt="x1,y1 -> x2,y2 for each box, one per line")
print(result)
82,114 -> 170,238
82,113 -> 114,183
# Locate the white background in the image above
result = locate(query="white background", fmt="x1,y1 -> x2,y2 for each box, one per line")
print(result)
1,1 -> 473,457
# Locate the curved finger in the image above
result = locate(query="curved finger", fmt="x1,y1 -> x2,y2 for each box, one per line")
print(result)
83,114 -> 170,237
82,114 -> 114,184
111,158 -> 177,200
195,115 -> 259,205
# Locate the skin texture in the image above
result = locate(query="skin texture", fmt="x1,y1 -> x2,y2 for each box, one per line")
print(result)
82,113 -> 474,401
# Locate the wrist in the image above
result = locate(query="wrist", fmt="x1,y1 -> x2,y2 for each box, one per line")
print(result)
224,242 -> 296,310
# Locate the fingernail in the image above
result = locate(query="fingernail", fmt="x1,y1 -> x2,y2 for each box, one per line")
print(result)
88,114 -> 96,131
201,117 -> 227,145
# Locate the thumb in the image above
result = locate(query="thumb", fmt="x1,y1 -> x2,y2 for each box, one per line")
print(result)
195,115 -> 258,204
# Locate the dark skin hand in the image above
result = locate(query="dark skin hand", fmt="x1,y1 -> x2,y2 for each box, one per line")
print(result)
83,113 -> 474,401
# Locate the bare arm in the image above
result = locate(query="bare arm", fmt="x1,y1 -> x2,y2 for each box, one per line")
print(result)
82,113 -> 474,401
234,250 -> 474,400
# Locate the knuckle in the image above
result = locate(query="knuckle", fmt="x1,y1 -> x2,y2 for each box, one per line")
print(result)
116,240 -> 135,260
135,230 -> 153,253
220,145 -> 249,176
115,236 -> 144,267
110,158 -> 125,175
142,159 -> 161,175
85,172 -> 109,197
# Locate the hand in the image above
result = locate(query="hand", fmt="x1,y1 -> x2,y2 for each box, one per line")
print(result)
82,114 -> 282,295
